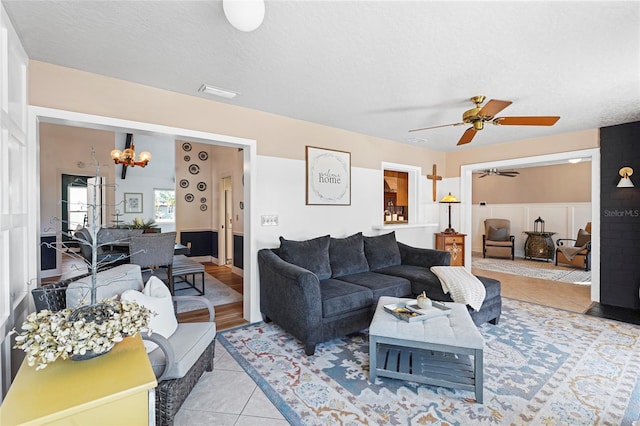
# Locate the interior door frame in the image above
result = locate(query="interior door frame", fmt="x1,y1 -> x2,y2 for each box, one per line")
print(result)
459,148 -> 601,302
27,106 -> 259,322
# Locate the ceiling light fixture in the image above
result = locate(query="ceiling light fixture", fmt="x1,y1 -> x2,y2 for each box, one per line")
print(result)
223,0 -> 265,32
568,158 -> 582,164
110,144 -> 151,167
198,84 -> 238,99
617,167 -> 634,188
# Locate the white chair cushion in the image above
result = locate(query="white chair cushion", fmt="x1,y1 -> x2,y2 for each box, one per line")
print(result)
147,322 -> 217,380
121,276 -> 178,352
430,266 -> 486,312
66,264 -> 143,308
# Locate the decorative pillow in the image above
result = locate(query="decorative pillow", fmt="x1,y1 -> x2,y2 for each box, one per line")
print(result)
487,226 -> 508,241
279,235 -> 332,280
431,266 -> 486,311
364,231 -> 401,270
575,229 -> 591,247
121,276 -> 177,352
329,232 -> 369,278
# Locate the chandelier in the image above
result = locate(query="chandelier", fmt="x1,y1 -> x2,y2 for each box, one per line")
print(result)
110,144 -> 151,167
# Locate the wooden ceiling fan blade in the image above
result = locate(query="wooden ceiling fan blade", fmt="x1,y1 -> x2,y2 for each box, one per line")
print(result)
408,122 -> 464,132
457,127 -> 477,145
479,99 -> 512,117
494,116 -> 560,126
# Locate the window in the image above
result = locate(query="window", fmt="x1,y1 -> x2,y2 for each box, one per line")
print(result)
383,170 -> 409,223
154,189 -> 175,222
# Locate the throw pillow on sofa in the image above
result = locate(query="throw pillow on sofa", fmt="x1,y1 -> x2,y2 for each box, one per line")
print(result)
364,231 -> 401,270
329,232 -> 370,277
121,276 -> 178,352
279,235 -> 332,280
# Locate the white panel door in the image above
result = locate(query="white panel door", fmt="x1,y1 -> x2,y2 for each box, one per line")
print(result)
0,4 -> 30,400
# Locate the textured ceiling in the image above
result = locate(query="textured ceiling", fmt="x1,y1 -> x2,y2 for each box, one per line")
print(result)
3,1 -> 639,152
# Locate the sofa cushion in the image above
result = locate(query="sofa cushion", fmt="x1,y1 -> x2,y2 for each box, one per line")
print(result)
364,232 -> 401,270
319,278 -> 373,318
487,226 -> 508,241
66,263 -> 143,308
329,232 -> 369,278
575,229 -> 591,247
335,272 -> 411,299
375,264 -> 448,300
279,235 -> 332,280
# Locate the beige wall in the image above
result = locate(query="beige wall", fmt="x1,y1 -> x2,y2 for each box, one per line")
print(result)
472,162 -> 592,204
39,123 -> 115,233
29,61 -> 446,174
445,129 -> 599,178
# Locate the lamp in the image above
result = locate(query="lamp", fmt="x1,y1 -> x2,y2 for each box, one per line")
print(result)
439,192 -> 460,234
617,167 -> 634,188
110,144 -> 151,168
223,0 -> 265,32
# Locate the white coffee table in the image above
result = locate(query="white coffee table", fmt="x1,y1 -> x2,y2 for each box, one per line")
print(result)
369,296 -> 484,403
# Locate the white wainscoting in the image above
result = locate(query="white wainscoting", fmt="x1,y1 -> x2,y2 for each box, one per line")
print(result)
472,203 -> 592,258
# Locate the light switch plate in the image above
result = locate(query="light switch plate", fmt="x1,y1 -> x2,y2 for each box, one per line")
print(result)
261,215 -> 279,226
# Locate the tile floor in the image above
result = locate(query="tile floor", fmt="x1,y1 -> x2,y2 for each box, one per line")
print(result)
174,340 -> 288,425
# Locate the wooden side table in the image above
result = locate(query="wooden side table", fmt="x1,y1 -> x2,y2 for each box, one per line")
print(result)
435,232 -> 466,266
523,231 -> 556,261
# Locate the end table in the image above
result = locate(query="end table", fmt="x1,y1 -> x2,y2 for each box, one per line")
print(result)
523,231 -> 556,261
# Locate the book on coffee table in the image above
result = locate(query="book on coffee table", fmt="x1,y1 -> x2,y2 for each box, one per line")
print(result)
383,301 -> 451,322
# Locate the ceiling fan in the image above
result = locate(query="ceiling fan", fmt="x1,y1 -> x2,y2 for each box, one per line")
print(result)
475,168 -> 520,178
409,95 -> 560,146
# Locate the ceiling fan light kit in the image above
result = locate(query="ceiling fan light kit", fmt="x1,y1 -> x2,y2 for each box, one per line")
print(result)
409,95 -> 560,146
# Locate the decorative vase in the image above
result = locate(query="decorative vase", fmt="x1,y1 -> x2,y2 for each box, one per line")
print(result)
68,303 -> 116,361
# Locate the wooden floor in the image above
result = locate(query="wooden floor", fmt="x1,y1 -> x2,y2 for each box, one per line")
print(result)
177,263 -> 248,331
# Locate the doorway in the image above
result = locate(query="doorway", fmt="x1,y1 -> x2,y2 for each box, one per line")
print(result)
61,174 -> 88,246
28,106 -> 260,323
221,176 -> 233,266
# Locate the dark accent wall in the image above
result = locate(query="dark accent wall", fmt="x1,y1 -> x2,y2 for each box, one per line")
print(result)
180,231 -> 218,257
233,234 -> 243,269
600,121 -> 640,309
41,236 -> 57,270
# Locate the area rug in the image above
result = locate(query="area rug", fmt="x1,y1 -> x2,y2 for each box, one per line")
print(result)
473,256 -> 591,285
218,298 -> 640,425
174,272 -> 242,313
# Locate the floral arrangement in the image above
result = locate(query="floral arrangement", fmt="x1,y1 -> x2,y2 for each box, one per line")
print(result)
13,298 -> 152,370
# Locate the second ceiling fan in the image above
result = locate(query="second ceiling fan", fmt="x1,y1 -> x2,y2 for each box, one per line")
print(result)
409,95 -> 560,146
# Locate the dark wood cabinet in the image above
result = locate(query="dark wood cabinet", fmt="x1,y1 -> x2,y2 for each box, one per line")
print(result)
435,232 -> 466,266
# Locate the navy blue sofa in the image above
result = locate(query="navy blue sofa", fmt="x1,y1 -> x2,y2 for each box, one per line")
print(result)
258,232 -> 501,355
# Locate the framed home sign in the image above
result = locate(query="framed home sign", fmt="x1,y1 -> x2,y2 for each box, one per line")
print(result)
306,146 -> 351,205
124,192 -> 143,213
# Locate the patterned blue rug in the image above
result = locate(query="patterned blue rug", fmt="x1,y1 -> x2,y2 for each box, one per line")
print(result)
218,298 -> 640,425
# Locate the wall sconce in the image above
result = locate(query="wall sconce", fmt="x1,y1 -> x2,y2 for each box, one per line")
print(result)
617,167 -> 634,188
110,144 -> 151,168
439,192 -> 460,234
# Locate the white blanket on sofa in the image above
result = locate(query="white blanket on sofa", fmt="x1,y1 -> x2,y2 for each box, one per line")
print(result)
430,266 -> 486,311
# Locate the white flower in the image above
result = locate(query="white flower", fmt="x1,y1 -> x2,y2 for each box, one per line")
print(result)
13,299 -> 152,370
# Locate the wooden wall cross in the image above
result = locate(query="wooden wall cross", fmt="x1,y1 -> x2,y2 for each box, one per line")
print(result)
426,164 -> 442,202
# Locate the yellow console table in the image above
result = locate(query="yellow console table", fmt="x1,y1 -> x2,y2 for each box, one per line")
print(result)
0,334 -> 157,426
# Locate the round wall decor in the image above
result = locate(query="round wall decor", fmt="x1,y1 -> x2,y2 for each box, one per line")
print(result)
189,164 -> 200,175
185,193 -> 194,202
179,179 -> 189,188
197,182 -> 207,191
198,151 -> 208,161
200,197 -> 207,203
182,142 -> 192,152
183,155 -> 191,162
200,204 -> 208,211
